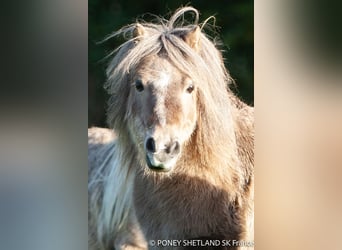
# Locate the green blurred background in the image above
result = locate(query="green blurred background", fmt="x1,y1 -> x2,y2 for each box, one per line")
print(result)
89,0 -> 253,127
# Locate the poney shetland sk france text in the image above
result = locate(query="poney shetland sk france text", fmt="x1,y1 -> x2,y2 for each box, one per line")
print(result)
148,239 -> 254,248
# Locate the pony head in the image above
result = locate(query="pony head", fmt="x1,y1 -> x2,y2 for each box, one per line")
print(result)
106,7 -> 232,172
128,25 -> 201,172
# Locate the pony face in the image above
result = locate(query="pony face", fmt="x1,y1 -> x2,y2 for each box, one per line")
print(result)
127,55 -> 197,172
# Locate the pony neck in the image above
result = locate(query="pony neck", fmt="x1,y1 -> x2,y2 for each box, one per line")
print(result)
178,103 -> 244,190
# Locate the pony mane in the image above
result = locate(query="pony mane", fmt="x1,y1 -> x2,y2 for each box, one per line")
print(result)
105,7 -> 232,94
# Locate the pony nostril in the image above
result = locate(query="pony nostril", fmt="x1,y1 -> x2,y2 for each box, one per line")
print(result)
146,137 -> 156,153
172,141 -> 180,155
165,141 -> 180,155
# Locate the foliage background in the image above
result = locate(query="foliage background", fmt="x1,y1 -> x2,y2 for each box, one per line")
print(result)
89,0 -> 253,127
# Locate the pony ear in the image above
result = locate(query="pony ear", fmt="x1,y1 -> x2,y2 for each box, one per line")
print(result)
183,26 -> 201,51
133,23 -> 145,38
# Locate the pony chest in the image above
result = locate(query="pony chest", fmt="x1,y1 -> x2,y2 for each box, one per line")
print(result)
133,174 -> 234,236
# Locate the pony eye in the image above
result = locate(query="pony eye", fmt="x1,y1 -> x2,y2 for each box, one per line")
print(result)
186,84 -> 194,94
135,80 -> 144,92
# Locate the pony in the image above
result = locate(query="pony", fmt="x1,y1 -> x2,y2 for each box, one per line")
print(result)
88,7 -> 254,250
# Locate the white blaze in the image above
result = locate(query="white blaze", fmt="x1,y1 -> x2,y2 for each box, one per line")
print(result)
154,72 -> 171,126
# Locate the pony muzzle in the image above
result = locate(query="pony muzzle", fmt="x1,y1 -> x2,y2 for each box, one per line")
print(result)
144,137 -> 180,172
145,154 -> 172,172
145,153 -> 180,172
